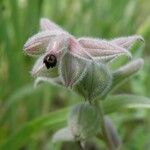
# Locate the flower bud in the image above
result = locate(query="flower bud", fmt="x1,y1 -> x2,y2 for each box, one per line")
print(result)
74,62 -> 112,101
68,103 -> 100,140
113,58 -> 144,87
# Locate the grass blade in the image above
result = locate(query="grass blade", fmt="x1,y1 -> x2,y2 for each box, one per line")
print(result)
103,94 -> 150,114
0,108 -> 69,150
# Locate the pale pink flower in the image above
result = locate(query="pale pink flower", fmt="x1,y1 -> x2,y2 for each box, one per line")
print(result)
23,18 -> 143,88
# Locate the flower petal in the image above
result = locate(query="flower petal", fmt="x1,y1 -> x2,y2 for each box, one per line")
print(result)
69,38 -> 94,61
40,18 -> 68,34
110,35 -> 144,49
31,55 -> 45,76
77,37 -> 132,63
85,49 -> 132,63
78,35 -> 144,49
46,34 -> 69,55
78,37 -> 129,51
23,30 -> 67,56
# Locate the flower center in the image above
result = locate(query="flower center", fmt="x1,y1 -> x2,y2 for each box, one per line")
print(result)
43,54 -> 57,69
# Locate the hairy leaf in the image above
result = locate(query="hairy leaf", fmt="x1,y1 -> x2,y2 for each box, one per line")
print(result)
0,108 -> 68,150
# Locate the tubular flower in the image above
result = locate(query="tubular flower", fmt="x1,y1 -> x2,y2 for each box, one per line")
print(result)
23,18 -> 144,90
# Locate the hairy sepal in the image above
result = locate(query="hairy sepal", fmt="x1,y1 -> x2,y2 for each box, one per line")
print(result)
74,62 -> 112,101
59,52 -> 87,88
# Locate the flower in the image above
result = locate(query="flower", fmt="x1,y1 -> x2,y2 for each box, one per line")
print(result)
23,18 -> 145,146
23,18 -> 144,91
52,103 -> 101,142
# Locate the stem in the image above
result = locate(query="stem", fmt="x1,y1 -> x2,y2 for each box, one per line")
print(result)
96,100 -> 115,150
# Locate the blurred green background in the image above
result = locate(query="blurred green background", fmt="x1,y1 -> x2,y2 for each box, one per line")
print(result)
0,0 -> 150,149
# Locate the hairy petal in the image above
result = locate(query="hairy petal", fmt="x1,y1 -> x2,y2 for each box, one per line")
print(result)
23,30 -> 67,56
85,47 -> 131,63
110,35 -> 144,49
40,18 -> 68,34
78,38 -> 132,63
78,35 -> 144,49
31,55 -> 45,76
78,37 -> 129,53
69,38 -> 95,61
46,34 -> 69,55
78,37 -> 120,50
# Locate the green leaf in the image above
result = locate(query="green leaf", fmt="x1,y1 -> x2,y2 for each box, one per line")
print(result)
1,94 -> 150,149
103,94 -> 150,114
0,108 -> 69,150
137,17 -> 150,40
0,84 -> 45,124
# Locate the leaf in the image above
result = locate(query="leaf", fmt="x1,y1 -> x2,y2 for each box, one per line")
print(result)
1,95 -> 150,149
103,94 -> 150,114
0,108 -> 69,150
137,17 -> 150,38
0,84 -> 44,124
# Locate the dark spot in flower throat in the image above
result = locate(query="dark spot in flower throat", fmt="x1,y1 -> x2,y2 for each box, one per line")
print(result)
43,54 -> 57,69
